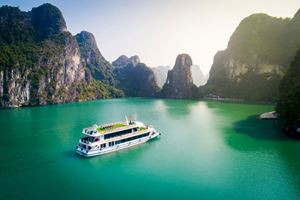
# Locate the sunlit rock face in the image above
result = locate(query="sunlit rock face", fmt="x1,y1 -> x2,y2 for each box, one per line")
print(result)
204,10 -> 300,102
161,54 -> 196,99
0,4 -> 86,107
0,4 -> 121,108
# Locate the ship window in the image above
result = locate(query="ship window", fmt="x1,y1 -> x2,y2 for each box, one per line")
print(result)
100,143 -> 106,148
115,140 -> 121,145
114,132 -> 151,145
109,141 -> 114,146
104,128 -> 133,139
81,136 -> 96,143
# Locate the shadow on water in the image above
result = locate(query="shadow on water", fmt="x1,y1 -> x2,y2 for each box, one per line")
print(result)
225,114 -> 299,155
227,115 -> 300,198
232,115 -> 290,141
225,114 -> 297,154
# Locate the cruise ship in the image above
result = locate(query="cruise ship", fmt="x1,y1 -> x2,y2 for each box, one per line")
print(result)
76,118 -> 160,157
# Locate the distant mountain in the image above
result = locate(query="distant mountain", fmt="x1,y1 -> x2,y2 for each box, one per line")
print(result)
152,64 -> 206,88
4,3 -> 300,108
161,54 -> 197,98
112,55 -> 129,67
277,48 -> 300,137
151,66 -> 171,88
127,55 -> 140,67
203,9 -> 300,102
112,55 -> 140,68
112,55 -> 159,97
0,4 -> 122,108
191,65 -> 207,86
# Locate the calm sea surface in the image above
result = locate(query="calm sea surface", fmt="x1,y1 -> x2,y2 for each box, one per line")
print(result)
0,98 -> 299,200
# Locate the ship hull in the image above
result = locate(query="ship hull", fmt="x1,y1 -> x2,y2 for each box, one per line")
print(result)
76,132 -> 160,157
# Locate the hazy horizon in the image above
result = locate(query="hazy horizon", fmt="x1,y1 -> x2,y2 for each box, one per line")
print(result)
2,0 -> 300,74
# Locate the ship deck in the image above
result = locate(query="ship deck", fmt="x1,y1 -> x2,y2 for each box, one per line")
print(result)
85,121 -> 145,136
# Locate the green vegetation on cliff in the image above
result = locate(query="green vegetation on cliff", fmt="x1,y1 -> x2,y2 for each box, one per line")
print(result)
204,10 -> 300,102
76,80 -> 124,101
161,54 -> 198,99
277,48 -> 300,134
76,31 -> 115,84
114,62 -> 159,97
0,6 -> 39,71
228,14 -> 295,66
0,4 -> 123,107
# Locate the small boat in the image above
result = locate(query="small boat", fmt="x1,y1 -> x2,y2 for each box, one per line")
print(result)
259,111 -> 278,120
76,117 -> 160,157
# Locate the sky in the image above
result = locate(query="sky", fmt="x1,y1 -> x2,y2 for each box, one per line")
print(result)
1,0 -> 300,74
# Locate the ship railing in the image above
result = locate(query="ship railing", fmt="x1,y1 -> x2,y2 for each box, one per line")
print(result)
79,138 -> 90,144
97,124 -> 138,135
82,121 -> 139,136
82,128 -> 99,135
98,121 -> 127,129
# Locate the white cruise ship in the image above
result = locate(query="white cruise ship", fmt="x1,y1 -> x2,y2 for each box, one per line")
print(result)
76,118 -> 160,157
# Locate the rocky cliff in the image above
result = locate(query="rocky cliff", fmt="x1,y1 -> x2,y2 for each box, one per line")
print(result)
0,4 -> 122,108
112,55 -> 140,68
277,48 -> 300,137
75,31 -> 115,84
161,54 -> 197,98
204,10 -> 300,102
113,55 -> 159,97
152,64 -> 206,88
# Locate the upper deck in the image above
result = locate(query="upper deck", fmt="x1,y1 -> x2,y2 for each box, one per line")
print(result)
82,120 -> 144,137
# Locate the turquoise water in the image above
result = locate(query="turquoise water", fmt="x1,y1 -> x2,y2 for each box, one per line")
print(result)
0,98 -> 299,200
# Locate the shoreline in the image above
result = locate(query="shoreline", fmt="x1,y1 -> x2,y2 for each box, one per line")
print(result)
0,96 -> 278,109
